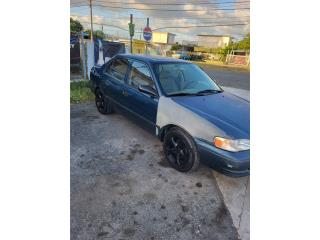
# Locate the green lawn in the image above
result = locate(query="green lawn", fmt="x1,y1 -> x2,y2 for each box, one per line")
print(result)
70,81 -> 95,104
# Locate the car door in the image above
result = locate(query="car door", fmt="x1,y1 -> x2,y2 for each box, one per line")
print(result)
100,57 -> 129,111
123,60 -> 159,134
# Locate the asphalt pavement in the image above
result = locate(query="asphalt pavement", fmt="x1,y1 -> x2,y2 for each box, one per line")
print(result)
201,67 -> 250,90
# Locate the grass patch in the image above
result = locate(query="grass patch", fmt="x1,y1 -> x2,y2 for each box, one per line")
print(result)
70,80 -> 95,104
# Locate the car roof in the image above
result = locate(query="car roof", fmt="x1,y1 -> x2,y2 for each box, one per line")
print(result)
116,54 -> 190,64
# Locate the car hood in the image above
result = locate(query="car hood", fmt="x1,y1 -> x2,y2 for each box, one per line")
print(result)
171,92 -> 250,139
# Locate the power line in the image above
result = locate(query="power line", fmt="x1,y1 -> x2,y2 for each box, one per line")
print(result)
71,4 -> 250,11
71,14 -> 250,20
71,0 -> 250,5
75,20 -> 249,32
91,0 -> 250,6
79,21 -> 130,32
153,23 -> 249,31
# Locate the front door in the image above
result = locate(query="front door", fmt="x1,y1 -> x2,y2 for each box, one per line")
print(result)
123,60 -> 159,134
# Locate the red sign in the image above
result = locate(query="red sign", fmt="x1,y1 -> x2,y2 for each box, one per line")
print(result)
143,26 -> 152,41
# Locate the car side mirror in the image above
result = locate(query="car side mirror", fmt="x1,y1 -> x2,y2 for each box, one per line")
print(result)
138,85 -> 157,97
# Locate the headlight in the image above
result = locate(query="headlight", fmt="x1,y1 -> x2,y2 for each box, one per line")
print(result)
214,137 -> 250,152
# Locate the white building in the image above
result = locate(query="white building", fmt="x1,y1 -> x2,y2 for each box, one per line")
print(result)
197,35 -> 231,48
152,32 -> 176,44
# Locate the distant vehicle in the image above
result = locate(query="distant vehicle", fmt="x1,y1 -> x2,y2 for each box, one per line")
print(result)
191,53 -> 204,61
172,51 -> 191,60
90,54 -> 249,177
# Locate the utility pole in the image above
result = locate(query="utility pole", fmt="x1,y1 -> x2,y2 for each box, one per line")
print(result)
128,14 -> 135,54
80,31 -> 87,79
130,14 -> 133,53
89,0 -> 94,42
146,17 -> 149,55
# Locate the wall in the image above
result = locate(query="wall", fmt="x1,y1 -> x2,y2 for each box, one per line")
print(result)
152,32 -> 168,44
132,41 -> 147,54
167,33 -> 176,45
198,36 -> 231,48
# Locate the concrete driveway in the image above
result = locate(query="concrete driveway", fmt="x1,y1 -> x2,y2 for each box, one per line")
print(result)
71,103 -> 239,240
71,85 -> 250,240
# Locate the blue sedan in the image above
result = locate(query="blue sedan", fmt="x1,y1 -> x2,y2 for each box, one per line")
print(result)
90,54 -> 249,177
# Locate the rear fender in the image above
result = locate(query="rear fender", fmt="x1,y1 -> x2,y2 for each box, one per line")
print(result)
90,65 -> 104,92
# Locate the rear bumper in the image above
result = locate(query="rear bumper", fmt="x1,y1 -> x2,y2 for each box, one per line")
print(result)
89,79 -> 95,93
195,138 -> 250,177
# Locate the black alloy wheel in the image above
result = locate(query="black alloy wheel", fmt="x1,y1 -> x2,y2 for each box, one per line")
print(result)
163,127 -> 200,172
95,89 -> 113,114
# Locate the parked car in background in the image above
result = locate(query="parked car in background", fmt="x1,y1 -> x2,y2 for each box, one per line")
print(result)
90,54 -> 250,177
190,52 -> 204,61
172,51 -> 191,60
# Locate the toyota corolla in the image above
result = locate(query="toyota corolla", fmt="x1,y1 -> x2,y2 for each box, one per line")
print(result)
90,54 -> 249,177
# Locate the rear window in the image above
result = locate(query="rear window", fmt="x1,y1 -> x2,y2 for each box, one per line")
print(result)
106,58 -> 129,82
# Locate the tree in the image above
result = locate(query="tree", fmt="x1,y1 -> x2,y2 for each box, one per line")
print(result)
235,34 -> 250,50
94,30 -> 105,39
171,44 -> 182,51
83,29 -> 106,40
70,17 -> 83,33
220,34 -> 250,59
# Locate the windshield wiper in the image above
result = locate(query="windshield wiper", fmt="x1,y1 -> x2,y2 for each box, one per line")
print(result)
167,92 -> 196,97
196,89 -> 223,95
168,89 -> 223,97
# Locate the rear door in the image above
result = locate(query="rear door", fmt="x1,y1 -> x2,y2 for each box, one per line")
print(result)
122,60 -> 159,133
100,57 -> 129,110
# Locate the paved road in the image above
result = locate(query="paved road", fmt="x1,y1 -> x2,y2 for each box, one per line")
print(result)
71,103 -> 238,240
202,67 -> 250,90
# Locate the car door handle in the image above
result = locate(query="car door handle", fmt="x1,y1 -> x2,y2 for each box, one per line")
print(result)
122,90 -> 129,97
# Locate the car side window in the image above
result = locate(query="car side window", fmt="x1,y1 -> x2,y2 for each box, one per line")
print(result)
106,58 -> 128,82
128,61 -> 155,89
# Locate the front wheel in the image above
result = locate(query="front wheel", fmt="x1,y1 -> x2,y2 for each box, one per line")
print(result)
163,127 -> 200,172
95,89 -> 113,114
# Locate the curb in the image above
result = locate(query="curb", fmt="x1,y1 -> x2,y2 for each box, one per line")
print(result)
212,171 -> 250,240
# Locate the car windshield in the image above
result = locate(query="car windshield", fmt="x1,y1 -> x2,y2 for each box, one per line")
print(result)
152,63 -> 222,96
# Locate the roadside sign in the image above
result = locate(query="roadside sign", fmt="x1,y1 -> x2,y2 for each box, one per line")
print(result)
143,26 -> 152,41
128,23 -> 135,37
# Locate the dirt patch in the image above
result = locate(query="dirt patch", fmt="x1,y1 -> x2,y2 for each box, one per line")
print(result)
123,228 -> 136,237
181,205 -> 189,213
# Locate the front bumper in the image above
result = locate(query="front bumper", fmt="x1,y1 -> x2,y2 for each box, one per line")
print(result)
195,138 -> 250,177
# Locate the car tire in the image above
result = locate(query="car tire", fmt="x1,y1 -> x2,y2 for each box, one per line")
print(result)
95,89 -> 113,114
163,127 -> 200,172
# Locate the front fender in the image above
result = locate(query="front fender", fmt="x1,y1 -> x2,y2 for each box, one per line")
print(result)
156,97 -> 226,143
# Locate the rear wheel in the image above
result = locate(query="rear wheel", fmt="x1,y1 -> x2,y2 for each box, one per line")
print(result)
95,89 -> 113,114
163,127 -> 200,172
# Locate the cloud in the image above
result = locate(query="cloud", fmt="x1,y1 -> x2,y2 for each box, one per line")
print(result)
70,0 -> 250,41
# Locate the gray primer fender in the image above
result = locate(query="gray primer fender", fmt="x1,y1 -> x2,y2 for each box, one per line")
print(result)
156,96 -> 226,142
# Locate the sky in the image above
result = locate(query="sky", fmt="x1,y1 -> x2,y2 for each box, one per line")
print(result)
70,0 -> 250,43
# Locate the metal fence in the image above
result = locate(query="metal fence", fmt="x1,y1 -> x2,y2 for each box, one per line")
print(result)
225,54 -> 250,66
